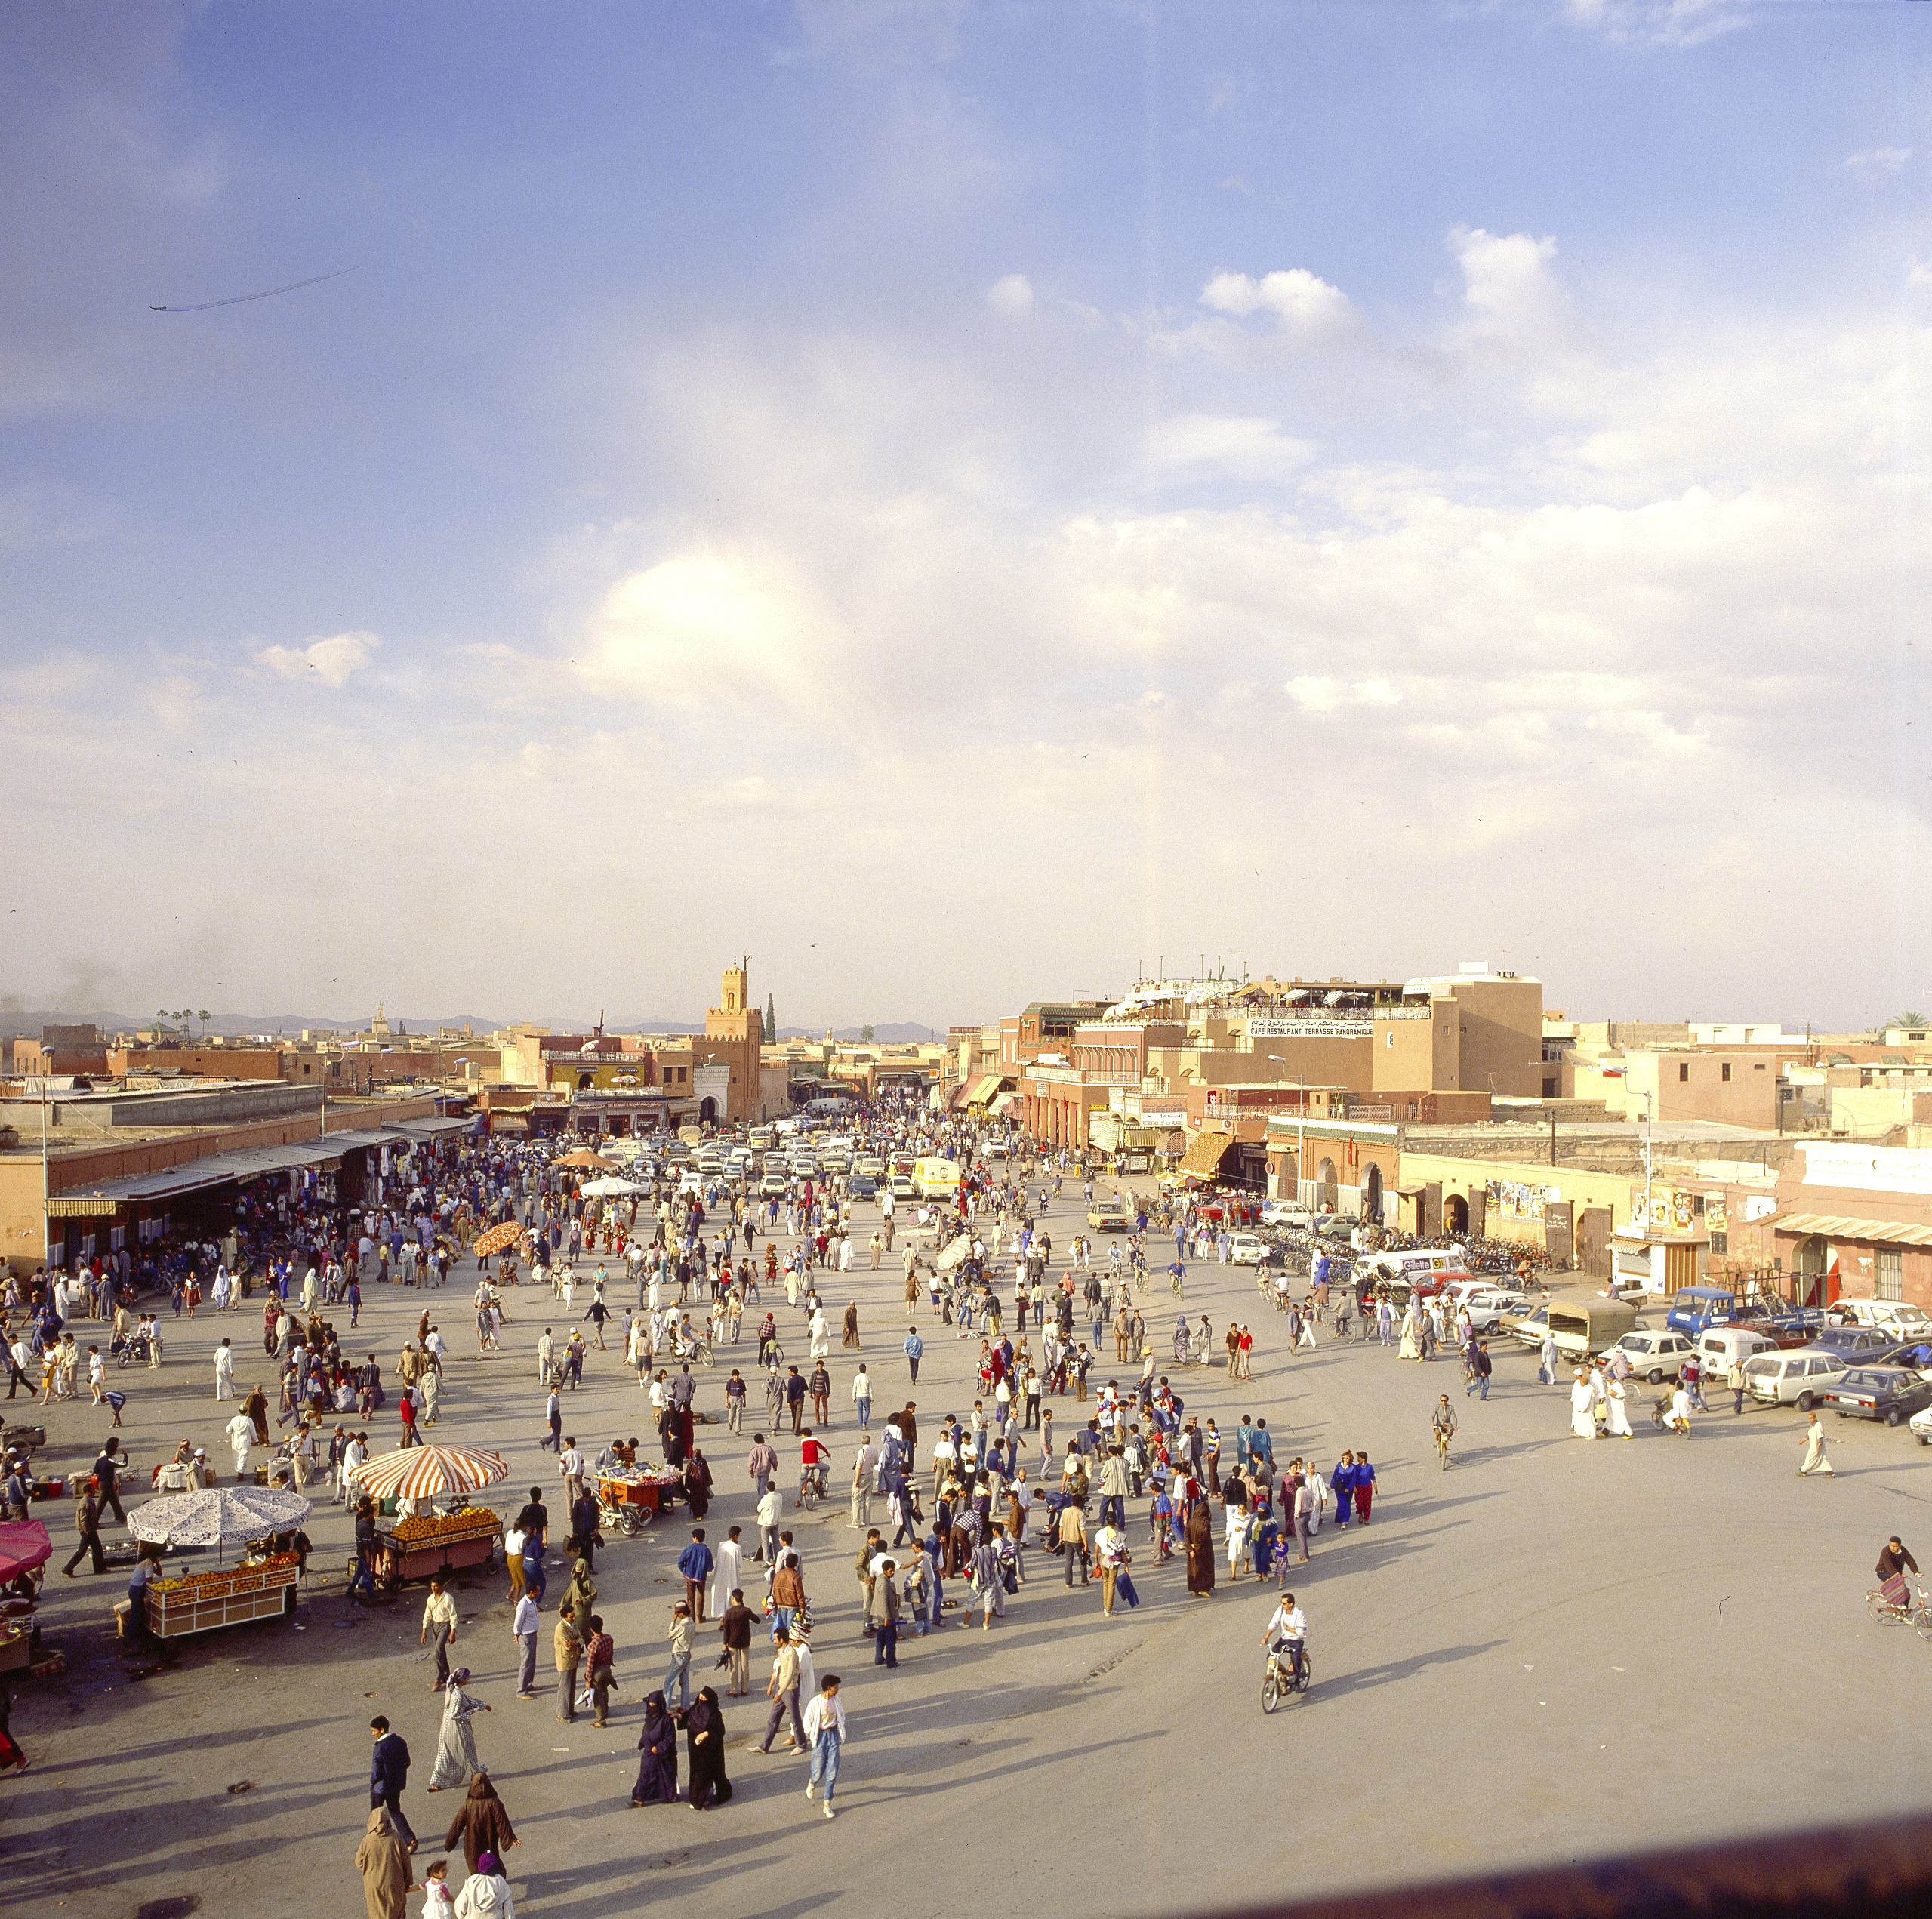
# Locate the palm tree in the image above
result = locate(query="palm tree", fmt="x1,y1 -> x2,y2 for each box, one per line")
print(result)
198,1009 -> 211,1033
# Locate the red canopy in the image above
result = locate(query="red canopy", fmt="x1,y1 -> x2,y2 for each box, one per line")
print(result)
0,1520 -> 52,1584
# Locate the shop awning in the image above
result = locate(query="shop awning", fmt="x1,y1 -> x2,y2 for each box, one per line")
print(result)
390,1117 -> 478,1140
51,1138 -> 344,1211
491,1114 -> 529,1132
1179,1129 -> 1236,1177
318,1129 -> 415,1151
1771,1212 -> 1932,1248
991,1092 -> 1021,1117
968,1074 -> 1007,1107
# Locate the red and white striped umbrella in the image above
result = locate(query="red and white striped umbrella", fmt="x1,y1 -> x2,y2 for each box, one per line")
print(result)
347,1443 -> 509,1502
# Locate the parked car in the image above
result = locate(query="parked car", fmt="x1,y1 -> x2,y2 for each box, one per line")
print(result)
1807,1325 -> 1894,1360
1743,1348 -> 1850,1408
1228,1232 -> 1273,1266
888,1174 -> 916,1201
1735,1320 -> 1811,1351
1505,1304 -> 1551,1350
1828,1298 -> 1932,1338
1873,1338 -> 1932,1378
1461,1289 -> 1533,1333
1313,1215 -> 1356,1240
1908,1401 -> 1932,1446
1601,1329 -> 1699,1383
847,1174 -> 879,1200
1087,1199 -> 1129,1233
1823,1366 -> 1932,1426
758,1172 -> 790,1198
1259,1201 -> 1314,1229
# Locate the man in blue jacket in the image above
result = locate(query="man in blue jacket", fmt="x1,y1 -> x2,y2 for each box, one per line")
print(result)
677,1527 -> 714,1622
369,1714 -> 415,1849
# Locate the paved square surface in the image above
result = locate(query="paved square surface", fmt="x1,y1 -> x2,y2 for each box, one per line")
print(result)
7,1191 -> 1931,1919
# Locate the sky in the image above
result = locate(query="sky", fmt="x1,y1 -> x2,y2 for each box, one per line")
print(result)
2,0 -> 1930,1035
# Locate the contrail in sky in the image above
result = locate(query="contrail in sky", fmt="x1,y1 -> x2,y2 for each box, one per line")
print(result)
149,267 -> 357,313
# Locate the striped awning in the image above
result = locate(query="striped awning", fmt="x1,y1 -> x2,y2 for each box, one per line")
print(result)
347,1444 -> 510,1501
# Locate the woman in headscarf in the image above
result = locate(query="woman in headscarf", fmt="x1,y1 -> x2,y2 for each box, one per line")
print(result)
1184,1498 -> 1216,1598
560,1557 -> 597,1626
427,1668 -> 491,1791
441,1771 -> 519,1874
686,1685 -> 732,1810
451,1850 -> 514,1919
355,1806 -> 412,1919
683,1447 -> 713,1520
631,1691 -> 678,1805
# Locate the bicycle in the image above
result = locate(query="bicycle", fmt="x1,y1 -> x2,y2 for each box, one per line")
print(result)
1260,1641 -> 1313,1711
1433,1424 -> 1454,1469
1866,1578 -> 1932,1637
798,1466 -> 827,1511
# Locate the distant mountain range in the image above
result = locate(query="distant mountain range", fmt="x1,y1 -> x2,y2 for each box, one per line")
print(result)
2,1008 -> 948,1045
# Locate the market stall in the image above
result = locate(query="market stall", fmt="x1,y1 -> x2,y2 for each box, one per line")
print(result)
0,1520 -> 51,1674
596,1468 -> 683,1535
376,1507 -> 501,1582
129,1486 -> 313,1642
347,1443 -> 509,1585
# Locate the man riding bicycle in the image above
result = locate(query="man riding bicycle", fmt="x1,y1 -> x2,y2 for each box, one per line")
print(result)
1431,1395 -> 1457,1461
1167,1258 -> 1185,1298
797,1431 -> 832,1506
1262,1591 -> 1307,1685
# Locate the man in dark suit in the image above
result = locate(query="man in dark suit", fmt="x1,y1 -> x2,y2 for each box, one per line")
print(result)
369,1715 -> 416,1848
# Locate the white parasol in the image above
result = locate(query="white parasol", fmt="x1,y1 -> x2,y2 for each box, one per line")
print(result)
579,1175 -> 647,1197
131,1485 -> 313,1550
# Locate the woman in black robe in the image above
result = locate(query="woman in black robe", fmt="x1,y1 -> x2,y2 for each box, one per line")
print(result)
686,1686 -> 732,1810
684,1449 -> 713,1520
630,1692 -> 678,1806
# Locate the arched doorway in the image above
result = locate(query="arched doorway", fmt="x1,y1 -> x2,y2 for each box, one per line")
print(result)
1363,1163 -> 1384,1223
1444,1193 -> 1470,1236
699,1096 -> 718,1126
1796,1234 -> 1828,1307
1315,1157 -> 1338,1212
577,1071 -> 593,1091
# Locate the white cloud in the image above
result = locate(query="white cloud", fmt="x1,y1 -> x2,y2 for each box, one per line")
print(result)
1844,146 -> 1912,182
1284,676 -> 1402,716
1450,226 -> 1563,328
1147,414 -> 1316,480
1201,267 -> 1351,331
254,630 -> 379,688
987,272 -> 1033,316
1563,0 -> 1752,49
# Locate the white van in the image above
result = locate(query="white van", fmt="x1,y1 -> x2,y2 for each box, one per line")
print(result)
1696,1326 -> 1781,1381
1831,1298 -> 1932,1338
1354,1249 -> 1462,1292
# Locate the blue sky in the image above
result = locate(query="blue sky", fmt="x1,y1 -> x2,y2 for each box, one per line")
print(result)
3,1 -> 1929,1031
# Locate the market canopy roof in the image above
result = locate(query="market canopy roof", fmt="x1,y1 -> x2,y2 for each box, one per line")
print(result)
0,1520 -> 51,1582
319,1129 -> 418,1151
130,1485 -> 312,1546
1772,1212 -> 1932,1248
967,1074 -> 1008,1107
390,1117 -> 478,1140
48,1139 -> 346,1214
1179,1129 -> 1237,1177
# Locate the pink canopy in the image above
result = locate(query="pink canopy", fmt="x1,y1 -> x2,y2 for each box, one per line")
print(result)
0,1520 -> 53,1584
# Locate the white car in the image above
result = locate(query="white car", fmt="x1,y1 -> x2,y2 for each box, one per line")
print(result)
1259,1201 -> 1314,1229
1461,1289 -> 1532,1334
1909,1401 -> 1932,1445
1599,1329 -> 1697,1383
1744,1348 -> 1850,1409
1228,1233 -> 1271,1266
